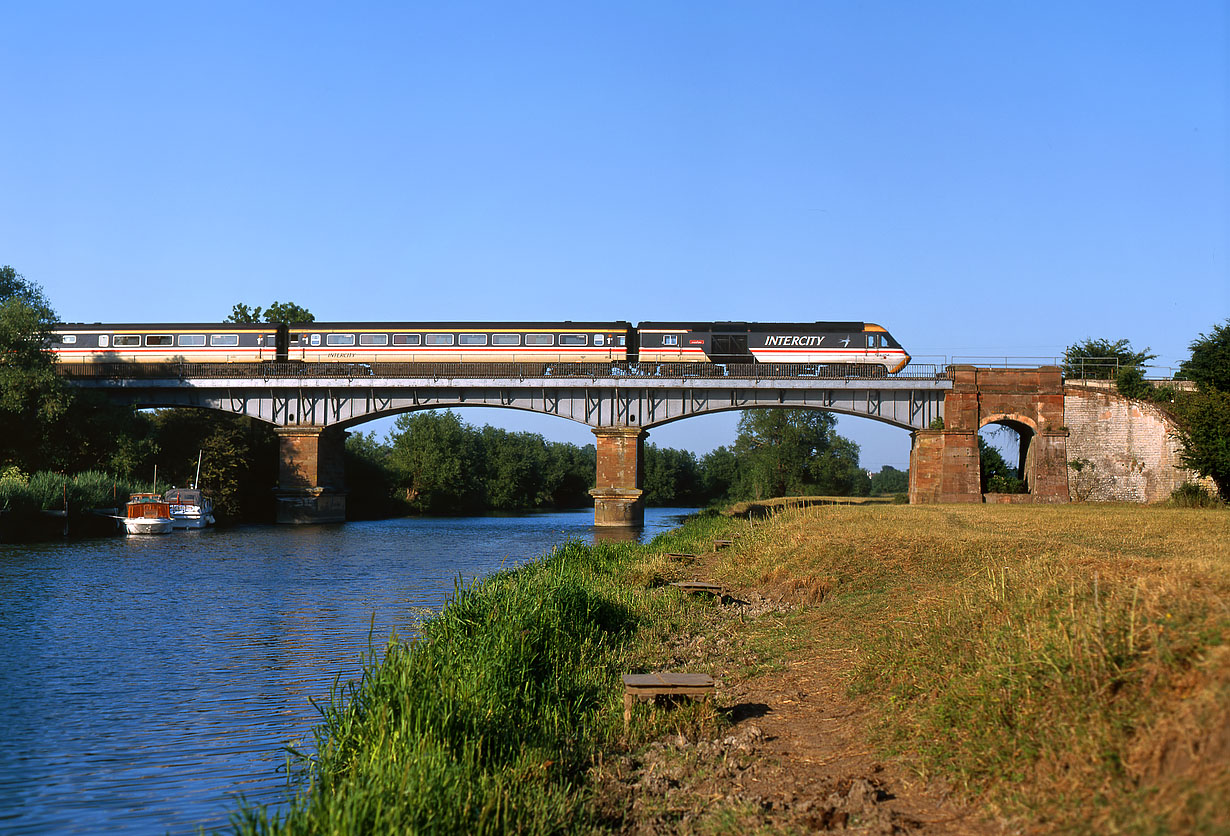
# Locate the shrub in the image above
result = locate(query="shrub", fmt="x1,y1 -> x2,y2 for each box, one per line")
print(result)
1168,482 -> 1222,508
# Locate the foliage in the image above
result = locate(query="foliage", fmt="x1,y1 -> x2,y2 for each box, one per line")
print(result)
642,444 -> 706,506
979,435 -> 1026,493
0,265 -> 73,471
1178,320 -> 1230,391
727,409 -> 867,500
869,465 -> 908,496
1114,365 -> 1152,400
344,432 -> 409,519
1168,482 -> 1222,508
1062,337 -> 1156,380
1171,320 -> 1230,500
227,301 -> 316,323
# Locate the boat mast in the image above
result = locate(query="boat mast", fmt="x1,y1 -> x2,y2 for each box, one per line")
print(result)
194,450 -> 203,490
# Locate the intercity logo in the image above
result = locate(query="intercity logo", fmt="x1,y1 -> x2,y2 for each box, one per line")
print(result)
763,335 -> 827,346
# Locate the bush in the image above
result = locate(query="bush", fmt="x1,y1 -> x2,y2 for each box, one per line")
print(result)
1168,482 -> 1222,508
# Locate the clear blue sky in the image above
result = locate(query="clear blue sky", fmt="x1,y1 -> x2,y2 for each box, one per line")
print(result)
3,2 -> 1226,469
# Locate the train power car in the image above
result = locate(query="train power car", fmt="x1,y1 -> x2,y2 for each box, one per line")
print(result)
637,322 -> 910,373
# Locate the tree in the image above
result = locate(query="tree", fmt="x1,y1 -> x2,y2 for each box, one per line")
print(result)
1178,320 -> 1230,392
979,436 -> 1026,493
727,409 -> 867,500
387,410 -> 485,513
0,266 -> 72,471
1062,338 -> 1156,380
869,465 -> 908,496
226,301 -> 315,323
1173,320 -> 1230,500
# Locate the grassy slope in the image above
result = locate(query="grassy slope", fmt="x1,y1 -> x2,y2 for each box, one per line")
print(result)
227,504 -> 1228,835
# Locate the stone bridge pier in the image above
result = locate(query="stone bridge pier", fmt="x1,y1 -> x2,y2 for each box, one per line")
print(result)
590,427 -> 647,526
275,427 -> 348,523
909,366 -> 1070,503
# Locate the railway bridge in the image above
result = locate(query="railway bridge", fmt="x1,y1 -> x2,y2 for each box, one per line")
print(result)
61,362 -> 1087,524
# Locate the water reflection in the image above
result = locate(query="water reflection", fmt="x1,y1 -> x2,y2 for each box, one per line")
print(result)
0,508 -> 693,835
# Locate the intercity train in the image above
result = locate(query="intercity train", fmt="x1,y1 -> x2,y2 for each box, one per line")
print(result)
49,320 -> 911,373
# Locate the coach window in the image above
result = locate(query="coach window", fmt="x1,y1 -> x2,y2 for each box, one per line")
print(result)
114,335 -> 141,346
525,334 -> 554,345
59,334 -> 77,344
392,334 -> 421,346
594,334 -> 605,346
178,335 -> 206,347
360,334 -> 389,346
327,334 -> 356,346
560,334 -> 586,346
211,334 -> 239,346
492,334 -> 520,345
459,334 -> 487,345
425,334 -> 455,346
662,335 -> 679,346
99,335 -> 110,347
146,336 -> 173,346
310,334 -> 321,346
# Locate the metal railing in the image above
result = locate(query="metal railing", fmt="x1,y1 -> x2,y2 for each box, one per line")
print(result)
55,360 -> 954,382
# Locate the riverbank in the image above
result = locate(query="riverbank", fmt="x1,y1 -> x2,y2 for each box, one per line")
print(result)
228,504 -> 1229,834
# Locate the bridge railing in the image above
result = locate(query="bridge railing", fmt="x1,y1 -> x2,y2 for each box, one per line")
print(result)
55,360 -> 954,382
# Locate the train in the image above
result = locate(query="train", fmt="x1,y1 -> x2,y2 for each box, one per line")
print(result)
49,320 -> 911,373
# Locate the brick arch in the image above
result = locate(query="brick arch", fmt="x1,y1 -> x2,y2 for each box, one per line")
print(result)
909,366 -> 1070,504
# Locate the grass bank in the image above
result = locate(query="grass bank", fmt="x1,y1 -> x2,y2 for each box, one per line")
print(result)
226,504 -> 1228,834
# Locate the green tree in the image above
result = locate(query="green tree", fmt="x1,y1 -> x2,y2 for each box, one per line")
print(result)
1173,320 -> 1230,500
226,301 -> 316,323
869,465 -> 909,496
0,266 -> 72,471
729,409 -> 861,500
387,410 -> 485,513
1062,337 -> 1156,380
642,444 -> 704,506
979,435 -> 1026,493
345,431 -> 407,519
699,445 -> 739,503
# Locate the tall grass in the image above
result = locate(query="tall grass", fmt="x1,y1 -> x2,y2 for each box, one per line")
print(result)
708,503 -> 1230,833
229,515 -> 733,835
0,469 -> 144,513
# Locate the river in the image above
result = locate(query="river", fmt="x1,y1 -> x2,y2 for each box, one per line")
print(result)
0,508 -> 694,835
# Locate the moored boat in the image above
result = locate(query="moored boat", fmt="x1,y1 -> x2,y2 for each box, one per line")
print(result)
164,488 -> 215,529
125,493 -> 173,535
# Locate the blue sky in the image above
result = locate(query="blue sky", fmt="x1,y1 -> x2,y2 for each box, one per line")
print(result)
3,2 -> 1226,469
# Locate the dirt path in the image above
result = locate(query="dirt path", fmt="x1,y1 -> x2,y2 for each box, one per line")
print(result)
599,590 -> 1013,833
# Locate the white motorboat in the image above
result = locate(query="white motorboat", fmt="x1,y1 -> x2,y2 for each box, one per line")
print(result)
164,488 -> 215,529
124,493 -> 174,535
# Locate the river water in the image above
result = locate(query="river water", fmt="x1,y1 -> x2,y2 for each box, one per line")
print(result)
0,509 -> 693,835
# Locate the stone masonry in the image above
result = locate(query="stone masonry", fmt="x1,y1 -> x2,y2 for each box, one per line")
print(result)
1064,387 -> 1207,502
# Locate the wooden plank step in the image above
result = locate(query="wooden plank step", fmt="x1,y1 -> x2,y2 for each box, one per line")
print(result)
622,672 -> 717,729
665,552 -> 697,562
669,580 -> 726,597
713,538 -> 734,551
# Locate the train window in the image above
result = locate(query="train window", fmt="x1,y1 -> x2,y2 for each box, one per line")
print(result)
525,334 -> 554,345
459,334 -> 487,345
594,334 -> 605,346
59,334 -> 77,344
310,334 -> 321,346
360,334 -> 389,346
492,334 -> 520,345
178,335 -> 206,347
114,335 -> 141,346
210,334 -> 239,347
392,334 -> 421,346
99,335 -> 109,347
146,335 -> 173,346
662,335 -> 679,346
425,334 -> 455,345
326,334 -> 356,346
560,334 -> 586,346
616,336 -> 626,346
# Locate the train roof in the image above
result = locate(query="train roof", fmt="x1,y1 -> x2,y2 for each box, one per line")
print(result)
637,321 -> 870,332
54,321 -> 635,330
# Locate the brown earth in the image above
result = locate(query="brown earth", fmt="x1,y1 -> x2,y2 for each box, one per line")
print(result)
594,588 -> 1010,835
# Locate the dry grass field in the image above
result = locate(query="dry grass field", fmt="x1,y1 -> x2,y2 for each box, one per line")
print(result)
676,503 -> 1230,833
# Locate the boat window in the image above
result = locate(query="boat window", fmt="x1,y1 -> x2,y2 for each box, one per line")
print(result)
425,334 -> 455,345
326,334 -> 356,346
525,334 -> 554,345
146,335 -> 174,346
459,334 -> 487,345
178,335 -> 206,347
210,334 -> 239,347
114,335 -> 141,346
359,334 -> 389,346
560,334 -> 587,346
662,334 -> 679,346
594,334 -> 605,346
392,334 -> 421,345
492,334 -> 520,345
